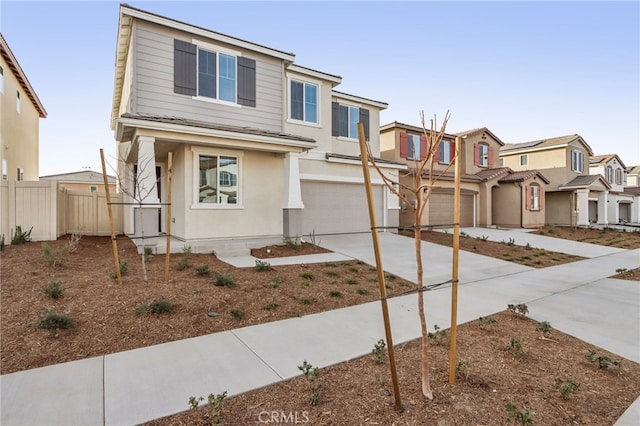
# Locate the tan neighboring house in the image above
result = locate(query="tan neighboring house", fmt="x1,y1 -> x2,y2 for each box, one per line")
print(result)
626,165 -> 640,187
588,154 -> 636,223
40,170 -> 117,194
0,33 -> 47,182
111,5 -> 402,254
380,124 -> 548,228
500,134 -> 613,226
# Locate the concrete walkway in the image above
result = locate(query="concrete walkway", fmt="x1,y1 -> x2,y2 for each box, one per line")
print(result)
1,232 -> 638,425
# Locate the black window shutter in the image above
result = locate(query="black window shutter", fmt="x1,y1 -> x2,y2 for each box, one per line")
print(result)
359,108 -> 370,140
237,57 -> 256,107
174,39 -> 197,96
331,102 -> 339,136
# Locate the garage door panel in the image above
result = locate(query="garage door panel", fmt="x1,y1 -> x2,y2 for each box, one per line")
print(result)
301,182 -> 383,235
429,194 -> 474,227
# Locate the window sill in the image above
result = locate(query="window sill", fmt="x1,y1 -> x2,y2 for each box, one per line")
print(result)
190,204 -> 244,210
192,96 -> 241,108
336,136 -> 359,143
287,118 -> 322,128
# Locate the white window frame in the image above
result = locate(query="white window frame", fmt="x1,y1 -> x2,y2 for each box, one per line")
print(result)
17,167 -> 24,181
520,154 -> 528,166
2,159 -> 7,180
530,184 -> 540,211
571,150 -> 584,173
336,102 -> 360,141
287,77 -> 320,127
90,185 -> 98,193
605,166 -> 613,183
192,40 -> 241,107
407,134 -> 421,160
438,140 -> 451,164
615,168 -> 622,185
478,144 -> 489,167
191,147 -> 243,209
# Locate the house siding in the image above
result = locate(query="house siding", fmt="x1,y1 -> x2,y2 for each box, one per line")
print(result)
130,21 -> 283,132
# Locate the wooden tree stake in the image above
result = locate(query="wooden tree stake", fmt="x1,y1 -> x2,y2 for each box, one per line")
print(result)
448,136 -> 462,383
164,152 -> 173,282
100,148 -> 122,285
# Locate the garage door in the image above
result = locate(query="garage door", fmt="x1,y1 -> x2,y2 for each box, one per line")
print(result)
619,203 -> 631,222
301,181 -> 384,235
429,193 -> 474,227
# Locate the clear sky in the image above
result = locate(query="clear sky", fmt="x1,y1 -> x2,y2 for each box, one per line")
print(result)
1,1 -> 638,176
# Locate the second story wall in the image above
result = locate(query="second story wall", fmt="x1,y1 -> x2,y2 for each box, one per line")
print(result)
330,92 -> 385,158
589,155 -> 626,192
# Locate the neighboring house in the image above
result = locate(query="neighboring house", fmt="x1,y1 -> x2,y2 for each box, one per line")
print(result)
0,33 -> 47,182
588,154 -> 635,223
40,170 -> 117,194
380,124 -> 548,228
501,134 -> 614,226
626,165 -> 640,187
110,5 -> 402,254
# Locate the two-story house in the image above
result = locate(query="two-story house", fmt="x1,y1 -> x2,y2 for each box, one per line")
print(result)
380,124 -> 548,229
500,134 -> 611,226
0,33 -> 47,182
110,5 -> 402,254
40,170 -> 117,194
588,154 -> 635,223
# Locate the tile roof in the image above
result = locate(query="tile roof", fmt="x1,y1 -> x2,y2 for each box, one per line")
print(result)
500,134 -> 592,155
453,127 -> 505,146
475,167 -> 512,181
498,170 -> 550,184
589,153 -> 626,169
119,113 -> 316,143
559,174 -> 610,189
325,153 -> 406,167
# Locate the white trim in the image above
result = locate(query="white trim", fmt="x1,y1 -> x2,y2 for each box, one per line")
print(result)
191,95 -> 242,108
191,147 -> 244,209
287,64 -> 342,85
286,75 -> 321,127
192,38 -> 241,57
300,173 -> 384,185
332,90 -> 388,109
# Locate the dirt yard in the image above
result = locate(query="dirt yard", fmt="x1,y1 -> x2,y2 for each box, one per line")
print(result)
1,228 -> 638,425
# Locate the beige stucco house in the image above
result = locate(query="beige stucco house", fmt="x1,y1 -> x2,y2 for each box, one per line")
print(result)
0,33 -> 47,182
380,124 -> 548,229
626,165 -> 640,188
588,154 -> 636,223
501,134 -> 614,226
111,5 -> 402,254
40,170 -> 117,194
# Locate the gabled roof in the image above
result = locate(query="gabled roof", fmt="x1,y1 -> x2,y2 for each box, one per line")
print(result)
498,170 -> 550,184
558,174 -> 611,190
589,153 -> 627,169
0,33 -> 47,118
501,134 -> 593,156
332,90 -> 388,110
627,165 -> 640,175
287,64 -> 342,86
453,127 -> 505,146
40,171 -> 117,183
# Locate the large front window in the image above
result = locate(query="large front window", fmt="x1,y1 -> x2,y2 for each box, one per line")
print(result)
290,80 -> 318,124
529,184 -> 540,211
571,150 -> 584,173
408,134 -> 421,160
339,104 -> 359,139
198,49 -> 236,102
605,166 -> 613,183
198,154 -> 238,205
477,144 -> 489,167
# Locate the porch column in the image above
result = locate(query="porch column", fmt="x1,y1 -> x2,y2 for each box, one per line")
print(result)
632,196 -> 640,223
118,142 -> 135,235
597,190 -> 608,225
283,152 -> 304,239
134,136 -> 159,247
606,192 -> 617,224
576,189 -> 589,226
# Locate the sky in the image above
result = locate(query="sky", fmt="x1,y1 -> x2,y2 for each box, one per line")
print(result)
1,0 -> 638,176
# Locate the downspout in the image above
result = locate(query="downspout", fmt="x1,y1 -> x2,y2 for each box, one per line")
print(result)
519,183 -> 523,228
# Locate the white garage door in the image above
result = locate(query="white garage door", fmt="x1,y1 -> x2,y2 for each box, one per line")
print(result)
301,181 -> 384,235
429,193 -> 474,227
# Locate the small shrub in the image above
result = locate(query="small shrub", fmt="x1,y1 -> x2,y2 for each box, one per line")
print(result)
37,311 -> 74,331
298,360 -> 322,406
555,378 -> 580,399
188,391 -> 227,425
110,259 -> 129,279
345,278 -> 357,285
371,339 -> 386,364
536,321 -> 553,338
356,288 -> 369,295
268,277 -> 283,288
505,338 -> 524,358
11,225 -> 32,245
263,303 -> 279,311
478,315 -> 497,329
143,246 -> 153,262
507,303 -> 529,316
300,297 -> 315,305
585,350 -> 621,369
0,234 -> 5,251
301,271 -> 314,280
525,242 -> 532,249
506,403 -> 534,425
428,324 -> 447,345
283,237 -> 301,249
329,290 -> 342,298
137,299 -> 173,315
507,237 -> 516,246
177,246 -> 192,271
324,270 -> 339,277
455,359 -> 470,380
548,226 -> 556,234
42,243 -> 70,268
213,274 -> 235,288
476,234 -> 488,241
615,268 -> 628,274
196,264 -> 210,276
255,259 -> 272,272
43,279 -> 64,299
230,309 -> 245,320
385,274 -> 397,281
348,267 -> 360,274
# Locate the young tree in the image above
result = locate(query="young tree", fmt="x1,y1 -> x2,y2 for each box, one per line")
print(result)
362,111 -> 454,400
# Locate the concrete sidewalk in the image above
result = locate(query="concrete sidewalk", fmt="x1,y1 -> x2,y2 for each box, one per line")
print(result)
1,233 -> 638,425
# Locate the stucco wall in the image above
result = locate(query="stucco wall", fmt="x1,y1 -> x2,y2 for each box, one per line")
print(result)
545,191 -> 573,226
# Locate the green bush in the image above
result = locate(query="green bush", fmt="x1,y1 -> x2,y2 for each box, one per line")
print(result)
110,259 -> 129,279
11,225 -> 32,245
213,274 -> 236,288
42,243 -> 70,268
195,264 -> 210,276
255,260 -> 273,271
230,309 -> 245,320
37,311 -> 74,331
136,299 -> 173,315
43,279 -> 64,299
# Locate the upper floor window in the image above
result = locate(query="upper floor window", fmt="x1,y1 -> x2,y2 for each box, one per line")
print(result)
605,166 -> 613,183
474,143 -> 492,167
174,39 -> 256,107
408,134 -> 421,160
439,140 -> 454,164
290,80 -> 318,124
17,167 -> 24,181
90,186 -> 98,193
571,150 -> 584,173
196,153 -> 239,206
520,154 -> 528,166
16,91 -> 20,113
331,102 -> 369,141
615,168 -> 622,185
499,158 -> 504,167
526,183 -> 543,211
2,159 -> 7,180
